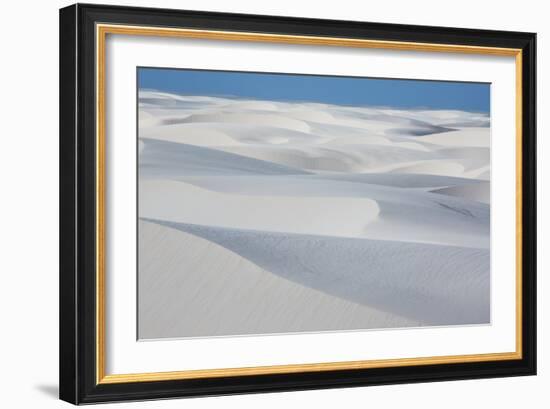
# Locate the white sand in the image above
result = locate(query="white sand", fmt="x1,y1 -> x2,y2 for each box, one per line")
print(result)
138,91 -> 491,339
139,220 -> 419,339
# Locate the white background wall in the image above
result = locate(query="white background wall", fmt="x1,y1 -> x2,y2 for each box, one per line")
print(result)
0,0 -> 546,407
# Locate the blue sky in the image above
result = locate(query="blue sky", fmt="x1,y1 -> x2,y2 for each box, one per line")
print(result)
138,67 -> 490,113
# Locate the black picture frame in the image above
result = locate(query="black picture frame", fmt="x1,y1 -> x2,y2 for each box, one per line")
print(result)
60,3 -> 536,405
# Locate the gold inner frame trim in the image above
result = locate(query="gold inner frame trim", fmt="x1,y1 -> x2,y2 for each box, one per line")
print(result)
96,23 -> 523,385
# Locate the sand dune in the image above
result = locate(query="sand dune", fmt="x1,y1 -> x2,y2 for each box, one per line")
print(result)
140,179 -> 380,238
307,172 -> 483,189
139,220 -> 419,339
141,174 -> 488,248
417,128 -> 490,148
142,219 -> 489,327
431,182 -> 490,204
216,144 -> 439,173
137,91 -> 491,339
139,138 -> 310,177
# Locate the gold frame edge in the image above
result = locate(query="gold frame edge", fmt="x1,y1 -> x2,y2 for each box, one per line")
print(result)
95,23 -> 524,385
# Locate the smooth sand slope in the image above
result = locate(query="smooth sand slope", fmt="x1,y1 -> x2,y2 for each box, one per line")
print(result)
139,220 -> 419,339
138,90 -> 491,339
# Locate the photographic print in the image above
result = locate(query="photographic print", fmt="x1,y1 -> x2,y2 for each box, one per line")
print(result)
60,7 -> 536,403
137,68 -> 491,340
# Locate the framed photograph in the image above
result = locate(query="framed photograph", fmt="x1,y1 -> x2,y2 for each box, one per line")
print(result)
59,3 -> 536,404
